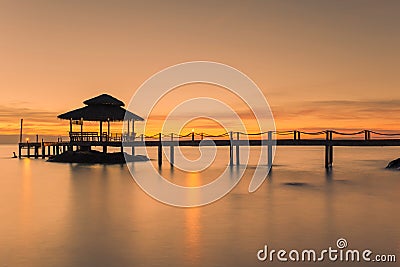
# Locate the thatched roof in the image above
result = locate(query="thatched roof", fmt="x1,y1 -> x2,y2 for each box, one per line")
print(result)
83,94 -> 125,106
57,94 -> 144,122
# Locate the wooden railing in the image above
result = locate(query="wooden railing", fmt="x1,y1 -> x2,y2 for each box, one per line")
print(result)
69,132 -> 136,142
70,132 -> 100,141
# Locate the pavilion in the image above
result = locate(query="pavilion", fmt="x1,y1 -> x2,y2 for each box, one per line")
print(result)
58,93 -> 143,150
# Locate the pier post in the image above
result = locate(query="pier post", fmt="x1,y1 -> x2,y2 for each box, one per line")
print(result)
267,131 -> 272,168
325,130 -> 333,169
229,131 -> 233,166
80,118 -> 83,141
107,119 -> 110,141
293,130 -> 297,140
34,145 -> 38,159
325,146 -> 333,169
19,119 -> 23,143
99,121 -> 103,142
170,133 -> 174,167
364,130 -> 371,140
27,143 -> 30,158
158,133 -> 162,167
132,120 -> 135,140
18,144 -> 21,158
41,139 -> 45,159
131,128 -> 135,155
236,132 -> 240,166
268,131 -> 273,168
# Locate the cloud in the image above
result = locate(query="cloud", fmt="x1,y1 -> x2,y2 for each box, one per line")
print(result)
0,106 -> 59,120
272,99 -> 400,121
0,104 -> 66,136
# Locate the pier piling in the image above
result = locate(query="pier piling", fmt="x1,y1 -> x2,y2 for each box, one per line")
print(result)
229,131 -> 233,166
268,131 -> 273,168
236,132 -> 240,166
19,119 -> 23,144
158,133 -> 162,167
364,130 -> 371,140
325,130 -> 333,169
41,139 -> 45,159
170,133 -> 174,167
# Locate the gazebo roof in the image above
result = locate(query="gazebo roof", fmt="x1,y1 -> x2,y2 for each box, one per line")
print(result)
57,94 -> 144,122
83,94 -> 125,106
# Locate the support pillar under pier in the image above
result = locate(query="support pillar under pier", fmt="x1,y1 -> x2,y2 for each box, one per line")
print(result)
158,133 -> 162,168
268,131 -> 273,168
325,145 -> 333,169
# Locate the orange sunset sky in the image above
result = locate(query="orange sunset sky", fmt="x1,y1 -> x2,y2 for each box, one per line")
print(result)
0,0 -> 399,143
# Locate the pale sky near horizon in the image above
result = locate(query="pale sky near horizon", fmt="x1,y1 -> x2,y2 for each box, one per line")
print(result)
0,0 -> 399,141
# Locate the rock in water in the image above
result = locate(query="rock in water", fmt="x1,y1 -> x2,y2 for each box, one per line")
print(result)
386,158 -> 400,169
48,150 -> 149,164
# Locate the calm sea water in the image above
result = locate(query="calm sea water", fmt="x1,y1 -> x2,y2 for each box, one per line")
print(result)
0,144 -> 399,267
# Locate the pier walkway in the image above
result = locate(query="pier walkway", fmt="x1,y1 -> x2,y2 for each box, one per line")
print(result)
18,130 -> 400,169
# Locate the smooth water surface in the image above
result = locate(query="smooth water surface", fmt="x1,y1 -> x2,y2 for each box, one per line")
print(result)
0,145 -> 399,267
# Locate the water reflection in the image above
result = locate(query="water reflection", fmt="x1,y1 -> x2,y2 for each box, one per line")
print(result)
19,159 -> 33,256
184,207 -> 201,265
0,146 -> 399,267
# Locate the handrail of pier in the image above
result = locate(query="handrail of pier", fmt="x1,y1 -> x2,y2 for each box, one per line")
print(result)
369,130 -> 400,136
135,129 -> 400,141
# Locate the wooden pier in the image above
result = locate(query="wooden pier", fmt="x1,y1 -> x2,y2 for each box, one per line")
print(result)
17,94 -> 400,169
18,141 -> 71,159
18,129 -> 400,169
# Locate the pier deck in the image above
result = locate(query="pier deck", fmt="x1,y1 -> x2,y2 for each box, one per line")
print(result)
18,129 -> 400,169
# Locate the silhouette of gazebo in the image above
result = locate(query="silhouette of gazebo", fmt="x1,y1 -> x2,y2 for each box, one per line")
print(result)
58,94 -> 143,142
